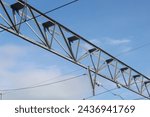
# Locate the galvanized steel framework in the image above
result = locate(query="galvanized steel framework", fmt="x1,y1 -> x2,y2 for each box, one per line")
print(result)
0,0 -> 150,99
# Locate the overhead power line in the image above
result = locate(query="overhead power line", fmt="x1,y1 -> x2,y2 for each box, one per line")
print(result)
37,0 -> 79,15
116,41 -> 150,57
83,87 -> 119,100
83,84 -> 125,100
133,97 -> 148,100
31,68 -> 82,86
0,74 -> 85,92
100,85 -> 125,100
0,0 -> 79,33
0,68 -> 82,95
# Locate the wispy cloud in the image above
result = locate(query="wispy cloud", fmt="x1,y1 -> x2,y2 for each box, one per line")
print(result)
92,37 -> 133,56
105,37 -> 131,45
110,39 -> 130,45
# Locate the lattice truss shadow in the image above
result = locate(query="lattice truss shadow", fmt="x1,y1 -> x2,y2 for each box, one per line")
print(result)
0,0 -> 150,99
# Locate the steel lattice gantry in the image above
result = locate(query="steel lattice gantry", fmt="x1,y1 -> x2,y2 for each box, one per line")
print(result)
0,0 -> 150,99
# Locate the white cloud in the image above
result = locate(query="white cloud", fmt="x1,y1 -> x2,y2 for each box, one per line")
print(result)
0,44 -> 91,99
104,37 -> 131,45
108,38 -> 131,45
110,39 -> 130,45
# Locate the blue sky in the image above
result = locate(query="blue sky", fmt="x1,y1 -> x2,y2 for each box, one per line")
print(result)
0,0 -> 150,100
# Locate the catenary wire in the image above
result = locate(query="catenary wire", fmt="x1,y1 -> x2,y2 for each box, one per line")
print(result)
115,42 -> 150,57
0,73 -> 86,92
133,97 -> 148,100
83,85 -> 125,100
30,68 -> 83,86
29,0 -> 79,16
0,0 -> 79,33
0,68 -> 82,93
83,87 -> 119,100
101,85 -> 125,100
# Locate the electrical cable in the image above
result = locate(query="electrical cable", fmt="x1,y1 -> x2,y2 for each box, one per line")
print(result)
83,87 -> 119,100
31,0 -> 79,16
0,73 -> 85,92
83,84 -> 125,100
30,68 -> 83,86
0,68 -> 82,95
20,68 -> 83,93
100,85 -> 125,100
133,97 -> 148,100
0,0 -> 79,33
116,42 -> 150,57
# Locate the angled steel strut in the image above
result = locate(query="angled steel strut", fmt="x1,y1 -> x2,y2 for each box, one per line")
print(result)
0,0 -> 150,99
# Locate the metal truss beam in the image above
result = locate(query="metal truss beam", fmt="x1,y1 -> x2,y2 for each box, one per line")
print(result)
0,0 -> 150,99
